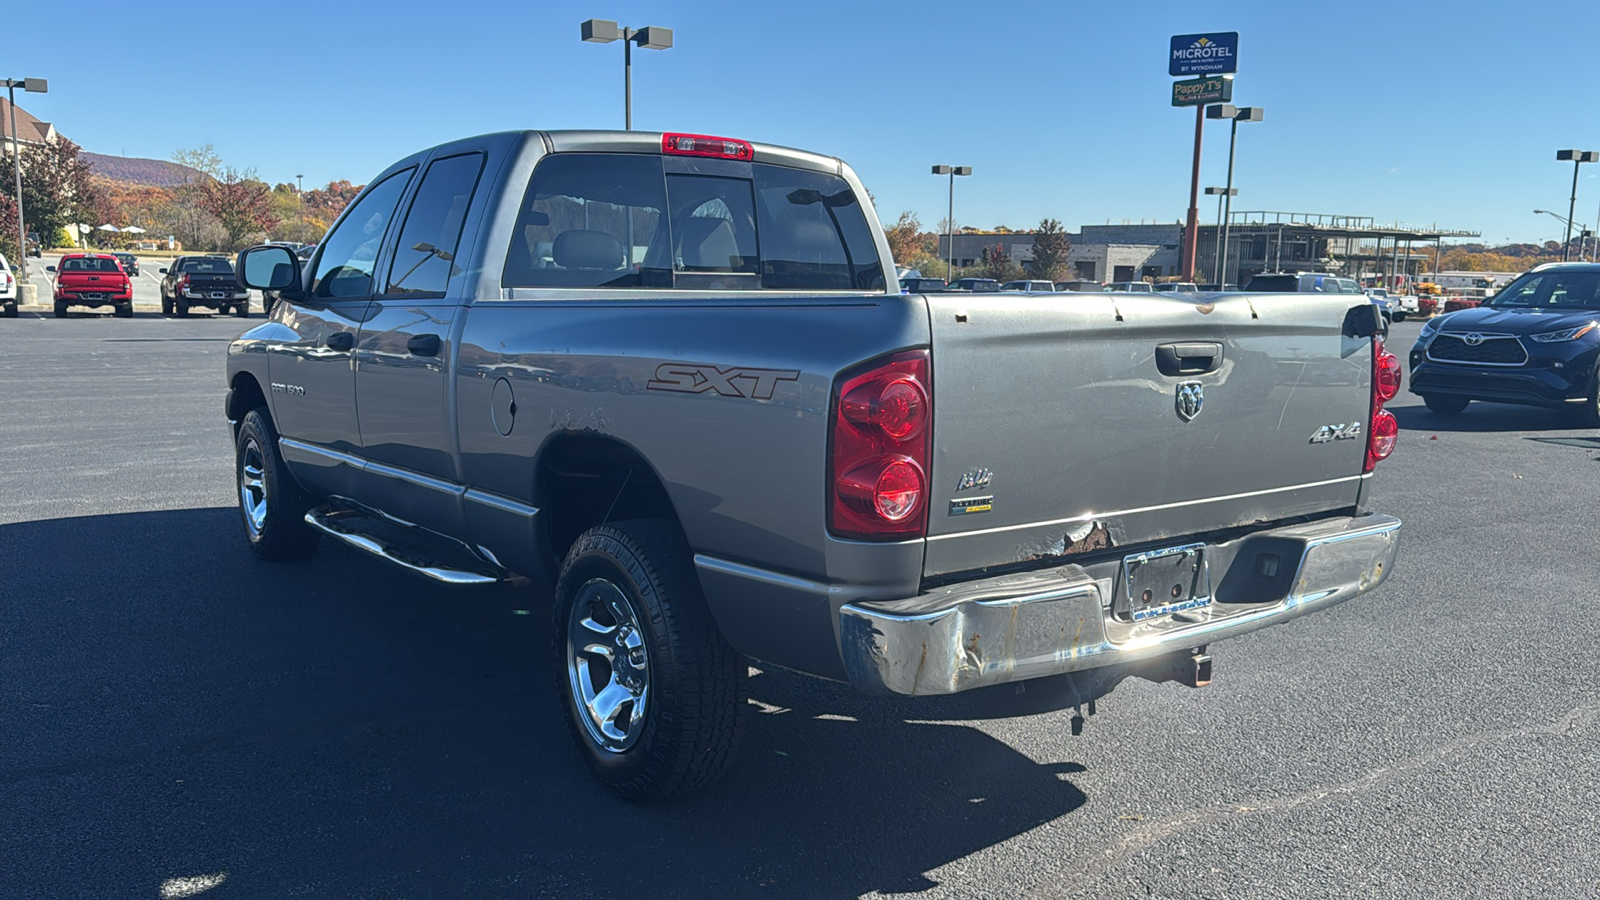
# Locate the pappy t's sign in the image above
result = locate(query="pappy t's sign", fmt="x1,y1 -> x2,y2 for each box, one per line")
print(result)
1169,32 -> 1239,76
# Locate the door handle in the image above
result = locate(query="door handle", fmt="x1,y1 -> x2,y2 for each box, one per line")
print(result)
1155,341 -> 1223,376
324,332 -> 354,351
406,333 -> 442,357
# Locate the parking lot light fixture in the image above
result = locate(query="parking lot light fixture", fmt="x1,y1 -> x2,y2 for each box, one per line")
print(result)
1555,150 -> 1599,261
931,165 -> 972,283
581,19 -> 673,130
1204,186 -> 1237,283
1208,104 -> 1264,287
3,76 -> 47,282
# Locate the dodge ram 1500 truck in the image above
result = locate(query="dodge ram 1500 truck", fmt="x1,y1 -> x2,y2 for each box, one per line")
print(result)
228,130 -> 1403,801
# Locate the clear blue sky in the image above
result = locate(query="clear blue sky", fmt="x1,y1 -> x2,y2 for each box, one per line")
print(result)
11,0 -> 1599,245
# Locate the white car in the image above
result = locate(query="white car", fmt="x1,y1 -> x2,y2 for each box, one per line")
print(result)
1106,281 -> 1155,292
1001,280 -> 1055,292
0,253 -> 17,318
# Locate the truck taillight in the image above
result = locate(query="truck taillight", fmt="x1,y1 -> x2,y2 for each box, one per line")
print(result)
177,274 -> 190,290
829,350 -> 931,540
661,132 -> 754,161
1366,336 -> 1401,472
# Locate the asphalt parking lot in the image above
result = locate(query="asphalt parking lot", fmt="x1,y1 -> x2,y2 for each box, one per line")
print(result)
2,315 -> 1597,899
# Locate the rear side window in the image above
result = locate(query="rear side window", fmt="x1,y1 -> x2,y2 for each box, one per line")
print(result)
502,154 -> 884,291
384,152 -> 486,296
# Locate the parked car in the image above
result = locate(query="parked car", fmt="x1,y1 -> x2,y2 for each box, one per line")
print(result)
1105,281 -> 1154,292
48,253 -> 134,317
110,252 -> 141,278
160,256 -> 250,317
1244,273 -> 1387,328
947,277 -> 1001,292
0,253 -> 17,317
1000,280 -> 1055,292
228,128 -> 1402,802
1154,282 -> 1199,293
1054,280 -> 1105,292
900,277 -> 947,293
1408,263 -> 1600,424
25,232 -> 43,258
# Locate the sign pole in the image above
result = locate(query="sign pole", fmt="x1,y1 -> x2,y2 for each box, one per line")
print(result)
1184,104 -> 1203,281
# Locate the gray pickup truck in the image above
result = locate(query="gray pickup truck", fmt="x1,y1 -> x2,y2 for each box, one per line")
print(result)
228,130 -> 1403,801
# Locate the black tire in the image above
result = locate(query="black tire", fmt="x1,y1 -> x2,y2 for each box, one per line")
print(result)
1423,394 -> 1471,415
115,303 -> 133,318
233,301 -> 249,318
552,520 -> 746,803
161,295 -> 173,316
53,302 -> 66,318
176,299 -> 190,317
1393,312 -> 1408,323
235,408 -> 321,561
2,302 -> 15,318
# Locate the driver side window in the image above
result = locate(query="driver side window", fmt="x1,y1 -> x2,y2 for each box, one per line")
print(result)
311,168 -> 415,299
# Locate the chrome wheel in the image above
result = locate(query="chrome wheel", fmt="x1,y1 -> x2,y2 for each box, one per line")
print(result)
239,436 -> 268,539
566,578 -> 651,753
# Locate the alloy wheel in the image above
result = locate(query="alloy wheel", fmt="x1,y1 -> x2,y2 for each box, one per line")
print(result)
566,578 -> 651,753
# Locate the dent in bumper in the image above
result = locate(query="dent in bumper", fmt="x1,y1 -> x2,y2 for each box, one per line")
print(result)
840,514 -> 1401,695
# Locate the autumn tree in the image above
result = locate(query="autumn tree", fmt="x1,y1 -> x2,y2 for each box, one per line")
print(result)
0,138 -> 103,246
200,167 -> 279,250
1030,218 -> 1071,281
979,243 -> 1018,282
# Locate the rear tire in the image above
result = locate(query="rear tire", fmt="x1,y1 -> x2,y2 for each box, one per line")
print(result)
235,408 -> 321,561
176,299 -> 190,317
53,302 -> 66,318
161,295 -> 173,316
234,301 -> 249,318
1423,394 -> 1470,415
1392,311 -> 1407,323
2,302 -> 15,318
115,303 -> 133,318
552,520 -> 746,803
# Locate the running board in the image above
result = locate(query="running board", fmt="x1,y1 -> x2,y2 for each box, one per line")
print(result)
304,507 -> 505,585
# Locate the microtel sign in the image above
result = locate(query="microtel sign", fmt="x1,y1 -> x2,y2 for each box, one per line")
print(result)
1169,32 -> 1239,77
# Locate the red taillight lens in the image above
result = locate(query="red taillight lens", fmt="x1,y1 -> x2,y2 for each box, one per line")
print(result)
1366,337 -> 1401,472
662,132 -> 755,161
829,350 -> 932,540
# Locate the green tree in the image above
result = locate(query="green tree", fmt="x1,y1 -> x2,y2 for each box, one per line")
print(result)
1030,218 -> 1071,282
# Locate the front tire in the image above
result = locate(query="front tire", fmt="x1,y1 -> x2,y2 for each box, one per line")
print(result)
1424,394 -> 1471,415
161,294 -> 173,316
1393,311 -> 1407,323
552,520 -> 746,803
1578,368 -> 1600,428
236,408 -> 320,561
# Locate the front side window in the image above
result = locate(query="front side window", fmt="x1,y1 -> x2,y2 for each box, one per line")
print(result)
311,168 -> 415,299
384,152 -> 486,296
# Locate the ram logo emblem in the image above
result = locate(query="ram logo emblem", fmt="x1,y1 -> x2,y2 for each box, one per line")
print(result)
1175,381 -> 1204,422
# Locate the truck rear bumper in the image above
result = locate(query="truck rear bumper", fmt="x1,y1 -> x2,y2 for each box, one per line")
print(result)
839,513 -> 1400,696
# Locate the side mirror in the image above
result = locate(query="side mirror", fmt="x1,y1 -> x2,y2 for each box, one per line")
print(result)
45,265 -> 56,273
158,267 -> 168,274
237,245 -> 299,291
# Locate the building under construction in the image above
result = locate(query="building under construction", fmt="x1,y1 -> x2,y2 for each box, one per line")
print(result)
1195,212 -> 1481,288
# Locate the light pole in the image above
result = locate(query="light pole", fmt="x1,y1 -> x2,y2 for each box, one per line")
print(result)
1534,208 -> 1591,259
581,19 -> 673,130
1207,104 -> 1263,288
1204,186 -> 1236,284
1555,150 -> 1598,261
3,76 -> 47,282
931,165 -> 972,282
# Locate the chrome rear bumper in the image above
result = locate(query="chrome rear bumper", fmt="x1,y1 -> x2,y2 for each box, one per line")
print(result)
840,514 -> 1401,695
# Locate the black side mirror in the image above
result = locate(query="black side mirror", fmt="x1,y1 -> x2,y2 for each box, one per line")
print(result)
158,267 -> 168,274
237,245 -> 300,291
45,265 -> 56,273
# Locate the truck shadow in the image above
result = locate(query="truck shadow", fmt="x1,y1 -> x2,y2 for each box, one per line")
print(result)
1390,401 -> 1587,433
1,508 -> 1091,899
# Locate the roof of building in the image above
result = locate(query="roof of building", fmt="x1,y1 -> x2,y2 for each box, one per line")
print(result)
0,99 -> 57,145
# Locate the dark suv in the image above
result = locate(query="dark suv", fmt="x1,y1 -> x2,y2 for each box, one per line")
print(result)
1407,263 -> 1600,424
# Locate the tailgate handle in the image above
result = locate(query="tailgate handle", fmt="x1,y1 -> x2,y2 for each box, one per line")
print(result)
1155,342 -> 1223,376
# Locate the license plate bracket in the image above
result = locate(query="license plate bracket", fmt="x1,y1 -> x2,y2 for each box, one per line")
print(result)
1121,542 -> 1211,622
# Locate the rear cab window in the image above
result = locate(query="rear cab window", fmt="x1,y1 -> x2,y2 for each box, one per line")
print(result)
502,153 -> 883,292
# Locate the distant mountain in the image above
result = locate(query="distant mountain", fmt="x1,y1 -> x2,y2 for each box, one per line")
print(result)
82,152 -> 207,187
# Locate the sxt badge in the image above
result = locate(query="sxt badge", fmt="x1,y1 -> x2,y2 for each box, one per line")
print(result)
648,363 -> 800,400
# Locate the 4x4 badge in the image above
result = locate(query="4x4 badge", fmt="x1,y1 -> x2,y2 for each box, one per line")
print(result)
1175,381 -> 1204,422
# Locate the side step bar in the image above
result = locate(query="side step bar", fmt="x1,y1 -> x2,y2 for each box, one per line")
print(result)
304,507 -> 505,585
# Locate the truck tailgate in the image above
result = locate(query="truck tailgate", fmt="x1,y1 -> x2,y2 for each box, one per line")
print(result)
923,292 -> 1373,578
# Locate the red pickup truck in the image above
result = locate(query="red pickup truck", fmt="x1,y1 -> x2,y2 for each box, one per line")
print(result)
51,253 -> 134,318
